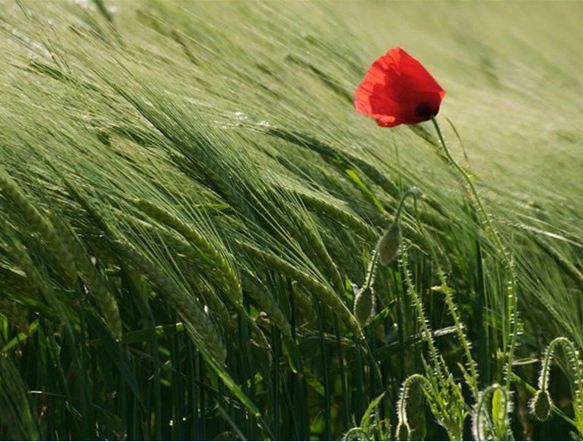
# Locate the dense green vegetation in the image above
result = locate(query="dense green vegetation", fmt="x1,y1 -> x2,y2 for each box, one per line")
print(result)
1,0 -> 582,439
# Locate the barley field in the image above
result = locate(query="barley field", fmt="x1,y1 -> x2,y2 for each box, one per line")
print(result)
0,1 -> 582,440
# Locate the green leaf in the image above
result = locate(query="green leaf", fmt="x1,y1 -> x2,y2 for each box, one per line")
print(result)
345,169 -> 384,211
491,388 -> 506,434
360,391 -> 385,430
1,320 -> 39,353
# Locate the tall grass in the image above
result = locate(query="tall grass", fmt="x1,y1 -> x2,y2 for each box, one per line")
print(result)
0,0 -> 582,439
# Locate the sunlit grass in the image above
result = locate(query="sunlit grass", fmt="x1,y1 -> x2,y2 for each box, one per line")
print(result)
0,0 -> 582,439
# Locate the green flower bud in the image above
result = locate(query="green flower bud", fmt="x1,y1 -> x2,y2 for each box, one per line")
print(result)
353,286 -> 374,326
378,223 -> 401,266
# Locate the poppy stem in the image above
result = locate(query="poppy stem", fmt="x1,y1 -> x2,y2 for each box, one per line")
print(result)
363,188 -> 418,294
430,117 -> 518,393
393,187 -> 419,224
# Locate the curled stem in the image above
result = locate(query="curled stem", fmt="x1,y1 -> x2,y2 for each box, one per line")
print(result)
397,374 -> 433,434
539,337 -> 583,392
535,337 -> 583,428
394,187 -> 420,223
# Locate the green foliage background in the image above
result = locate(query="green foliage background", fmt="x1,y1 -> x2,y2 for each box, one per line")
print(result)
0,0 -> 582,439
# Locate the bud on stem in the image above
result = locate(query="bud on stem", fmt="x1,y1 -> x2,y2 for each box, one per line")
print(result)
378,222 -> 401,266
378,187 -> 419,266
353,188 -> 420,325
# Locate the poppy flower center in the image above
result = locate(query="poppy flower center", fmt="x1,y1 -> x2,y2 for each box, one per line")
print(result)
414,102 -> 436,120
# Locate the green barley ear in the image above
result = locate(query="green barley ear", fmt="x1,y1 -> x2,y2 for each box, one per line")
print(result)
237,240 -> 362,336
378,223 -> 401,266
131,197 -> 242,306
0,168 -> 76,281
530,389 -> 552,421
49,214 -> 123,339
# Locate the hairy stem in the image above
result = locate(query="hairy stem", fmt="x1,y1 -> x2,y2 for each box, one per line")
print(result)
431,117 -> 518,391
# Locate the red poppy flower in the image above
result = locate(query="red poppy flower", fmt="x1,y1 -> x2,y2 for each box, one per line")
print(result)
355,47 -> 445,127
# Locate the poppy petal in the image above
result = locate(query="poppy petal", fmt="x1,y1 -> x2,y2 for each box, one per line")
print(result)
354,46 -> 445,127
